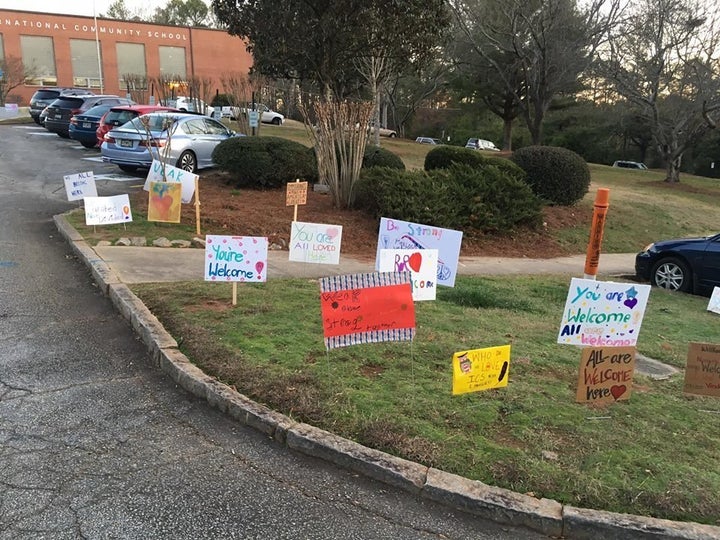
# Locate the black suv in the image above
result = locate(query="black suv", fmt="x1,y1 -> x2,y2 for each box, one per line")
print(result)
43,95 -> 134,138
28,87 -> 95,125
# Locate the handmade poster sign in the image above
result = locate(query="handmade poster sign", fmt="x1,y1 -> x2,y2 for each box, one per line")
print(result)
286,181 -> 308,206
289,221 -> 342,265
319,272 -> 415,350
375,217 -> 463,287
144,160 -> 197,203
683,342 -> 720,398
204,235 -> 268,282
63,171 -> 97,201
557,278 -> 650,347
708,287 -> 720,315
452,345 -> 511,395
84,195 -> 132,225
147,181 -> 182,223
377,248 -> 438,301
576,346 -> 636,404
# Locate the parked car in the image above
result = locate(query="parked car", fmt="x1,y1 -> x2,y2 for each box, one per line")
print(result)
96,104 -> 178,147
68,104 -> 117,148
635,233 -> 720,295
415,137 -> 441,145
101,112 -> 242,173
28,87 -> 95,125
370,122 -> 396,137
43,95 -> 133,138
163,96 -> 215,117
222,104 -> 284,125
613,160 -> 648,169
465,138 -> 500,151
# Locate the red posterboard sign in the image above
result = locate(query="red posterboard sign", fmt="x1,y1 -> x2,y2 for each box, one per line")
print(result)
319,272 -> 415,349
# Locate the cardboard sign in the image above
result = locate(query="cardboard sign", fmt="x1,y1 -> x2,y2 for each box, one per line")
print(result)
375,217 -> 463,287
708,287 -> 720,315
147,181 -> 182,223
319,272 -> 415,350
204,235 -> 268,282
144,160 -> 197,204
378,248 -> 438,301
63,171 -> 97,201
286,181 -> 308,206
684,342 -> 720,397
576,346 -> 636,404
84,195 -> 132,225
452,345 -> 511,395
557,278 -> 650,347
289,221 -> 342,265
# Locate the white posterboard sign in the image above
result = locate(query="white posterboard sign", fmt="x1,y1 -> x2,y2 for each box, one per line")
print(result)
557,278 -> 651,347
84,195 -> 133,225
63,171 -> 97,201
144,160 -> 197,204
708,287 -> 720,315
204,235 -> 269,282
289,221 -> 342,265
378,248 -> 438,301
375,217 -> 463,287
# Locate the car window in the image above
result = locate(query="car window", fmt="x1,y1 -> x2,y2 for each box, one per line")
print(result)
83,105 -> 112,116
183,119 -> 207,134
31,90 -> 61,101
106,110 -> 138,125
203,118 -> 228,135
50,97 -> 84,108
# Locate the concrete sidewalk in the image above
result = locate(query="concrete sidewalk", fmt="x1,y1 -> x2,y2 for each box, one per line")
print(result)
92,245 -> 637,284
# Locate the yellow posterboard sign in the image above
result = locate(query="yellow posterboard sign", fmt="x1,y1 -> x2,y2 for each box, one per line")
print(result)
452,345 -> 510,395
684,342 -> 720,398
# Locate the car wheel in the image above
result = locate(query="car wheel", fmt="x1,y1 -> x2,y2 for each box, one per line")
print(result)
271,117 -> 282,125
177,151 -> 197,173
389,132 -> 397,138
119,165 -> 137,173
651,257 -> 692,292
81,141 -> 97,149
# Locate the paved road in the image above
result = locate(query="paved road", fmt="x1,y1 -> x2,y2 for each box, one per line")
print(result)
0,124 -> 547,538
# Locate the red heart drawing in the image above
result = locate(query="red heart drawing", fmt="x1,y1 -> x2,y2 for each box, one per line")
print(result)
408,252 -> 422,272
610,385 -> 626,400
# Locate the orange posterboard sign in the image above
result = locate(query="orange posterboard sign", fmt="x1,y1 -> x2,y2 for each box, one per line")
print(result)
286,181 -> 308,206
684,342 -> 720,397
452,345 -> 511,395
319,272 -> 415,349
576,346 -> 635,404
148,181 -> 182,223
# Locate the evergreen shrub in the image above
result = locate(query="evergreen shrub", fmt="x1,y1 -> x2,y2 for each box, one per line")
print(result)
362,146 -> 405,170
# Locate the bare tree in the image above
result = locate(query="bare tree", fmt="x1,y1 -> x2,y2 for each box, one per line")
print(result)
0,56 -> 31,105
598,0 -> 720,182
220,72 -> 264,135
449,0 -> 621,145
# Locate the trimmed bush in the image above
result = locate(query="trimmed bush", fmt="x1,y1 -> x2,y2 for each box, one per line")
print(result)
355,163 -> 542,233
362,146 -> 405,170
510,146 -> 590,206
424,145 -> 526,184
212,136 -> 318,188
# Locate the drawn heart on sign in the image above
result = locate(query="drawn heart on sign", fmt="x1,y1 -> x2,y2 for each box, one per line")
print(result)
624,298 -> 638,309
408,252 -> 422,272
610,385 -> 626,400
326,227 -> 339,240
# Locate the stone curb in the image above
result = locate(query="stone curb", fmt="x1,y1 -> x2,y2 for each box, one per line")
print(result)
54,213 -> 720,540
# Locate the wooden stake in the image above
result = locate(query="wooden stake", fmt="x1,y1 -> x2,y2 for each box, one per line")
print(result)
194,177 -> 201,236
232,282 -> 237,306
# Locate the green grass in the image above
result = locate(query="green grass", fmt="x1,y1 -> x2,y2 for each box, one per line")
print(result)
132,275 -> 720,524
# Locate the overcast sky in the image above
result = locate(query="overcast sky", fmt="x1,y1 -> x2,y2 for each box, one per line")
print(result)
0,0 -> 198,18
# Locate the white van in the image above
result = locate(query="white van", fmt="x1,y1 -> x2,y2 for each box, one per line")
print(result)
465,138 -> 500,151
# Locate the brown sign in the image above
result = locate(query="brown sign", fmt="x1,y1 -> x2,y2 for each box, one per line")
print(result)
576,346 -> 636,405
684,342 -> 720,397
286,181 -> 308,206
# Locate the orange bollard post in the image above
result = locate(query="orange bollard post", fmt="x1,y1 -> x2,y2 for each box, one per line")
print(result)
583,188 -> 610,280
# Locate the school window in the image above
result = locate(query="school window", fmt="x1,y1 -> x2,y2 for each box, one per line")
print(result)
117,42 -> 147,90
70,39 -> 102,88
20,35 -> 57,86
0,34 -> 5,62
159,46 -> 186,79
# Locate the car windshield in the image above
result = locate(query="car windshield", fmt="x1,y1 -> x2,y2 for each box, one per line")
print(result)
32,90 -> 61,101
50,97 -> 84,108
106,109 -> 140,126
82,105 -> 111,117
126,114 -> 179,133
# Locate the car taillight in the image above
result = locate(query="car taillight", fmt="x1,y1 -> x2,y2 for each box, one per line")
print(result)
104,135 -> 115,143
69,117 -> 78,125
139,139 -> 166,147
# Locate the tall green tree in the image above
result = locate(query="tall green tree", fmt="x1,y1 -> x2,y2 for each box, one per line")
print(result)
154,0 -> 210,26
597,0 -> 720,183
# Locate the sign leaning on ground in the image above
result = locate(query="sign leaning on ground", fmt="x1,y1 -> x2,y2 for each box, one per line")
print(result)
452,345 -> 511,395
204,235 -> 268,283
377,248 -> 438,301
684,342 -> 720,398
576,346 -> 636,405
707,287 -> 720,315
289,221 -> 342,265
375,217 -> 463,287
84,195 -> 132,225
63,171 -> 97,201
319,271 -> 415,350
557,278 -> 651,347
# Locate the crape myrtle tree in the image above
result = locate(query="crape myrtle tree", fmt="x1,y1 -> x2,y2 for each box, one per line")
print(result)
597,0 -> 720,183
449,0 -> 621,145
211,0 -> 451,208
0,56 -> 32,106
